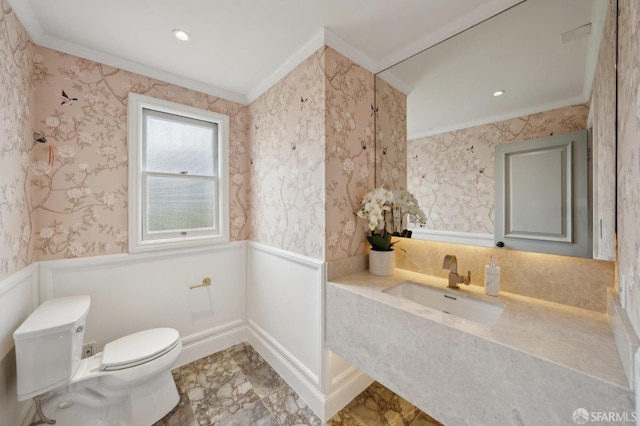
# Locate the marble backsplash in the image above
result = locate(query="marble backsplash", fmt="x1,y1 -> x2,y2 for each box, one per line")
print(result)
394,238 -> 614,312
326,253 -> 368,281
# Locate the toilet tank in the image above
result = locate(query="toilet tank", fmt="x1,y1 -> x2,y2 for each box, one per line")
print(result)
13,295 -> 91,401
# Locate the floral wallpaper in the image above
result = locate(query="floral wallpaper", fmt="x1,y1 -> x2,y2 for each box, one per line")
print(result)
249,47 -> 376,261
248,48 -> 326,259
28,47 -> 249,261
324,48 -> 374,261
407,104 -> 589,234
617,0 -> 640,335
2,7 -> 375,267
374,77 -> 407,191
0,0 -> 33,280
591,0 -> 617,261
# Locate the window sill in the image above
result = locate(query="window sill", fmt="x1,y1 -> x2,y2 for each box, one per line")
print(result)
129,234 -> 230,254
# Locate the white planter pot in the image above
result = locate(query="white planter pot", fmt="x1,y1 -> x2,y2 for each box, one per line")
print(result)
369,249 -> 395,276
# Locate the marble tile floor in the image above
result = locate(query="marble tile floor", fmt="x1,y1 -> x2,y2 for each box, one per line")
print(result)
155,342 -> 444,426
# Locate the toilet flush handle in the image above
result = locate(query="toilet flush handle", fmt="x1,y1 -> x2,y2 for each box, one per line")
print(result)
74,325 -> 84,335
190,277 -> 212,290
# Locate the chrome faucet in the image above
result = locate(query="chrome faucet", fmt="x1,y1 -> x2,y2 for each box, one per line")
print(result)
442,255 -> 471,289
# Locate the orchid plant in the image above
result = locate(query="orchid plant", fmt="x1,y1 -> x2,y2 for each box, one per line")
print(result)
357,187 -> 427,251
356,187 -> 395,251
392,188 -> 427,231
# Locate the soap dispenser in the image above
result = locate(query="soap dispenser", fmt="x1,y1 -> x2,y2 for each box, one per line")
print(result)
485,255 -> 500,296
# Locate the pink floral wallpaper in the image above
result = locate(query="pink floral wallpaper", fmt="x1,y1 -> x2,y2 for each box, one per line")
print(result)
1,3 -> 374,267
324,48 -> 374,261
407,104 -> 589,234
249,46 -> 375,261
617,0 -> 640,335
591,0 -> 617,261
28,47 -> 249,261
374,77 -> 407,191
248,48 -> 326,259
0,0 -> 34,279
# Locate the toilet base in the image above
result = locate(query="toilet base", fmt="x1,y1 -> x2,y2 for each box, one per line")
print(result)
129,370 -> 180,425
39,370 -> 179,426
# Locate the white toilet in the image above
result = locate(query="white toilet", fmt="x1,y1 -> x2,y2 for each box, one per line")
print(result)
13,295 -> 182,426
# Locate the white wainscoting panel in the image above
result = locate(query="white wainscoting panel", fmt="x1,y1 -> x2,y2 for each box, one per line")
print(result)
0,264 -> 38,426
246,243 -> 371,421
38,242 -> 247,367
246,242 -> 326,416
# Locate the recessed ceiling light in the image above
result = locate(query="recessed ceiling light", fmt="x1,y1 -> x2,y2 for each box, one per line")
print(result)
173,29 -> 190,41
493,90 -> 505,97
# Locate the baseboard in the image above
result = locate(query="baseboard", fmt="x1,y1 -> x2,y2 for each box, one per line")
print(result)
176,320 -> 247,368
246,321 -> 370,422
247,323 -> 328,421
324,367 -> 373,420
248,320 -> 319,386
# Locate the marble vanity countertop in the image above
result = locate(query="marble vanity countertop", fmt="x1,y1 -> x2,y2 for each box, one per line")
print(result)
328,268 -> 628,389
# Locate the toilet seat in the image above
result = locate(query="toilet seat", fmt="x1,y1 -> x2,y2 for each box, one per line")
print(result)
100,328 -> 180,371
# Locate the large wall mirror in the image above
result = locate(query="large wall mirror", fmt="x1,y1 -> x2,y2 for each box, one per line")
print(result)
375,0 -> 616,260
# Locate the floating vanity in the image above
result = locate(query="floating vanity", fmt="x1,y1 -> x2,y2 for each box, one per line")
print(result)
325,269 -> 633,426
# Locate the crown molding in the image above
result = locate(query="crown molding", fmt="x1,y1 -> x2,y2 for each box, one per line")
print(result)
408,94 -> 589,140
323,28 -> 377,74
582,0 -> 609,102
373,0 -> 524,98
9,0 -> 381,106
377,0 -> 524,72
375,70 -> 413,96
6,0 -> 44,40
246,28 -> 380,104
37,34 -> 247,104
7,0 -> 521,107
8,1 -> 247,104
245,30 -> 325,103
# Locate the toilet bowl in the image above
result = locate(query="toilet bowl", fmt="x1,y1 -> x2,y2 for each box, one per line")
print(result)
13,295 -> 183,426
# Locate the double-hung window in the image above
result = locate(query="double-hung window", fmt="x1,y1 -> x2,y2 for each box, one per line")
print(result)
128,94 -> 229,252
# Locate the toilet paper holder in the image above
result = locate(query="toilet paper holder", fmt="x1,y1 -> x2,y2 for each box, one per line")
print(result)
190,277 -> 212,290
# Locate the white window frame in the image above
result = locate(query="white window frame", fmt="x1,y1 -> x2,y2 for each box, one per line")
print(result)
128,93 -> 229,253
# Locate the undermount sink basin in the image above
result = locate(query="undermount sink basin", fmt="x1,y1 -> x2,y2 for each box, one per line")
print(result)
383,280 -> 505,325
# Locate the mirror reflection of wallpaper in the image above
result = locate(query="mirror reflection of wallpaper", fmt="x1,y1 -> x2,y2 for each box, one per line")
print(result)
407,103 -> 588,234
617,0 -> 640,335
30,48 -> 250,261
0,0 -> 34,278
374,77 -> 407,190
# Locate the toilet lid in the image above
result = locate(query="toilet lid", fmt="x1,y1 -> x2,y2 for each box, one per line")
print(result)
100,328 -> 180,371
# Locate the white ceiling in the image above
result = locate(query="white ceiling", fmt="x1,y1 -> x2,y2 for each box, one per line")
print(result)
8,0 -> 522,104
379,0 -> 604,139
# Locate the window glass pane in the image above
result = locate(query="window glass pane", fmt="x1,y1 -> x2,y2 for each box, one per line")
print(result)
146,176 -> 216,233
144,109 -> 216,176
